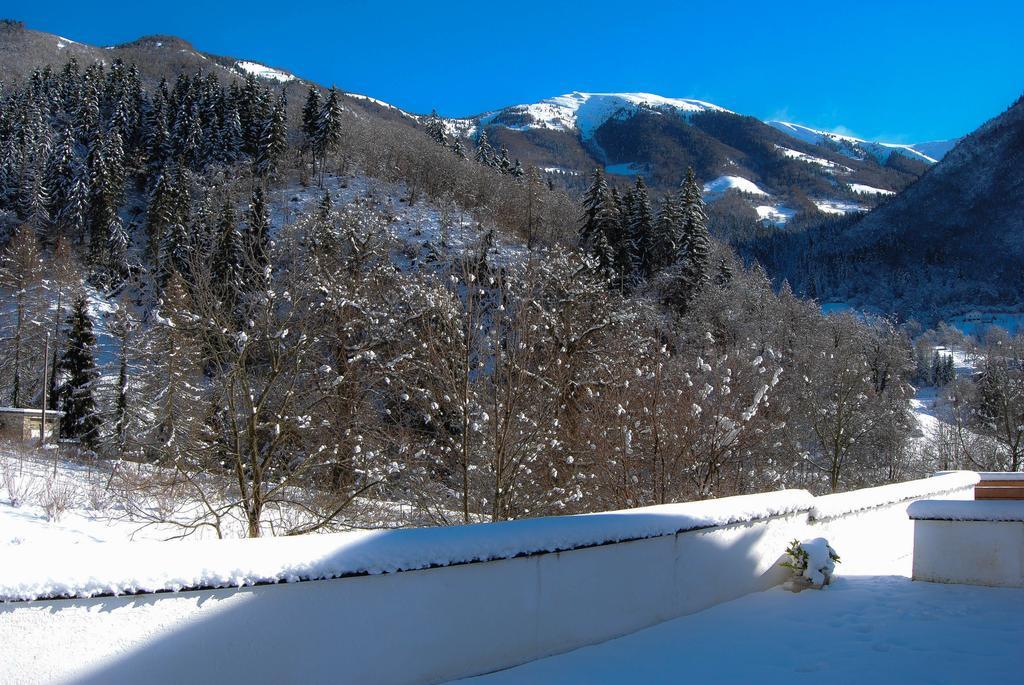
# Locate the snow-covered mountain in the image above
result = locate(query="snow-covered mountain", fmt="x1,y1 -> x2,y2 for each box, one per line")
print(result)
446,91 -> 945,227
451,92 -> 730,139
766,121 -> 953,165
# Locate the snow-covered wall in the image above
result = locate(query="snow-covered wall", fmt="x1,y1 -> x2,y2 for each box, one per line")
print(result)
0,475 -> 978,685
910,499 -> 1024,587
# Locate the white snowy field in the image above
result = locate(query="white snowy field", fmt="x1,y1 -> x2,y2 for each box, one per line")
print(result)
460,573 -> 1024,684
0,451 -> 190,546
0,447 -> 431,553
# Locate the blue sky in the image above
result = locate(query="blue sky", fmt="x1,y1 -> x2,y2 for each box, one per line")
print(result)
16,1 -> 1024,142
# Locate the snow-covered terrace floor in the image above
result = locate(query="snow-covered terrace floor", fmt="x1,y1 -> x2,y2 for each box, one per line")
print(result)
461,573 -> 1024,684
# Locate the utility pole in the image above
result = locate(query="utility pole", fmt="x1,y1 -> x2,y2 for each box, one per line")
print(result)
40,329 -> 50,437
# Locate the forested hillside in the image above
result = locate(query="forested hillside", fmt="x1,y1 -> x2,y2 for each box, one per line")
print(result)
1,21 -> 1006,538
749,94 -> 1024,324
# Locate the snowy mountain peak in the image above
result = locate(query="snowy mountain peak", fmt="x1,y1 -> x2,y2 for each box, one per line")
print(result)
482,91 -> 732,139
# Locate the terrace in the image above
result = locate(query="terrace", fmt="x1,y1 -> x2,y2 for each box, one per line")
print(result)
0,471 -> 1022,684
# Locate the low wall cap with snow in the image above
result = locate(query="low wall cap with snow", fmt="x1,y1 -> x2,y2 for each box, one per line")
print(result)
810,471 -> 979,521
0,489 -> 813,603
935,471 -> 1024,481
908,499 -> 1024,523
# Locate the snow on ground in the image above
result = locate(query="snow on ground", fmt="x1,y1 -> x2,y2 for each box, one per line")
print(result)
704,175 -> 768,197
910,346 -> 977,442
0,489 -> 813,601
270,174 -> 529,268
459,573 -> 1024,684
540,166 -> 580,176
948,311 -> 1024,337
813,198 -> 867,215
775,145 -> 850,172
756,204 -> 797,226
54,35 -> 82,50
0,445 -> 434,552
0,453 -> 195,546
442,117 -> 479,140
849,183 -> 895,196
344,93 -> 417,121
234,60 -> 295,83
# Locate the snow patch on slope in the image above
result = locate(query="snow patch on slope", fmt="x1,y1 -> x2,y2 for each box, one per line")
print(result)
775,145 -> 849,172
813,199 -> 867,215
756,205 -> 797,226
55,35 -> 82,50
235,61 -> 295,83
849,183 -> 895,196
344,93 -> 416,120
704,175 -> 768,197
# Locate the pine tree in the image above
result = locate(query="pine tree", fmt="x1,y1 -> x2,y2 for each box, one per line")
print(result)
715,257 -> 734,287
212,197 -> 242,305
451,139 -> 467,159
85,131 -> 126,273
475,129 -> 495,167
240,74 -> 268,159
318,189 -> 333,218
60,170 -> 89,242
44,126 -> 78,238
314,87 -> 343,186
301,86 -> 321,153
145,94 -> 172,175
143,270 -> 204,461
653,193 -> 682,271
579,168 -> 609,249
600,190 -> 632,289
677,167 -> 710,300
219,98 -> 243,165
498,146 -> 512,174
245,186 -> 271,281
424,109 -> 448,146
628,176 -> 656,279
589,221 -> 617,280
254,97 -> 287,179
146,171 -> 175,280
58,293 -> 100,448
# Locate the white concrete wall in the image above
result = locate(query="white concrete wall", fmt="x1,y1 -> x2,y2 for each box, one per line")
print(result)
912,519 -> 1024,587
0,513 -> 801,685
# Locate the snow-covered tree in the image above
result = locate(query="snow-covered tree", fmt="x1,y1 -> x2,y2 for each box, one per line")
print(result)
58,293 -> 101,448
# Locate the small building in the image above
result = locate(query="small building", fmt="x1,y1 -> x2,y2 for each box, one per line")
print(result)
0,407 -> 62,443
